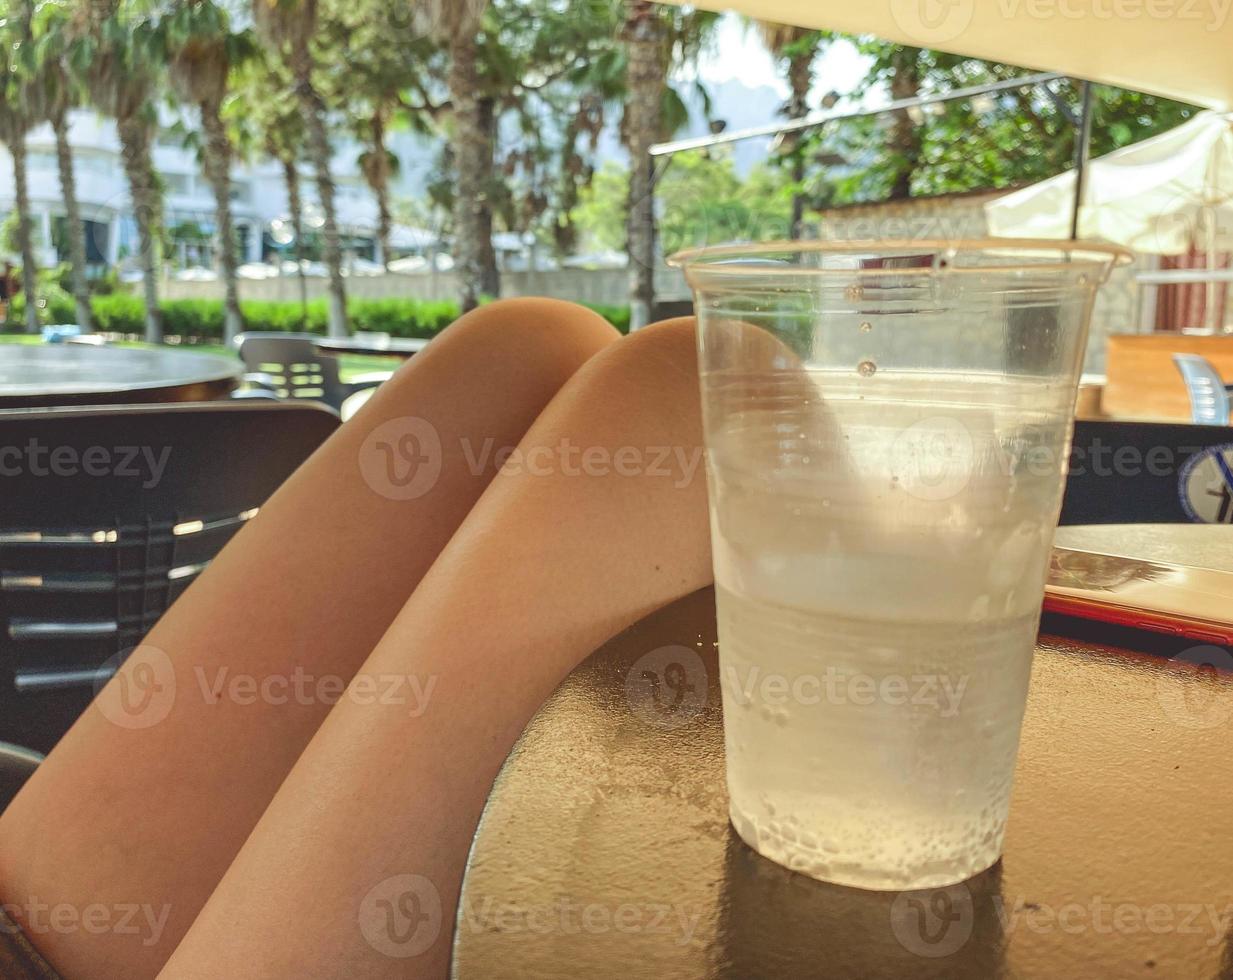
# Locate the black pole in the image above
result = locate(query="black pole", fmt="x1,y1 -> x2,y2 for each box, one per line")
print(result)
644,151 -> 656,326
1070,80 -> 1094,240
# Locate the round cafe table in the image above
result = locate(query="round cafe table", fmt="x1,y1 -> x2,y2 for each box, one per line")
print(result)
453,525 -> 1233,979
0,344 -> 240,409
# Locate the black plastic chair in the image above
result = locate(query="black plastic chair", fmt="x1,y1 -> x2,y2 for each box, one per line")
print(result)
235,333 -> 390,416
0,401 -> 340,753
1060,419 -> 1233,525
0,741 -> 42,812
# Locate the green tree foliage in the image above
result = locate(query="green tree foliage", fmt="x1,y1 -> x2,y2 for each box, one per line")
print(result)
574,153 -> 793,256
799,44 -> 1199,209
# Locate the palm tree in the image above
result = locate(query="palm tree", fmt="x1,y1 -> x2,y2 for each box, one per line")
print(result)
757,22 -> 826,237
621,1 -> 716,329
161,0 -> 253,345
68,0 -> 165,342
251,0 -> 348,337
322,3 -> 425,274
225,55 -> 312,320
423,0 -> 489,312
30,0 -> 93,330
357,136 -> 398,270
0,1 -> 41,333
621,0 -> 662,331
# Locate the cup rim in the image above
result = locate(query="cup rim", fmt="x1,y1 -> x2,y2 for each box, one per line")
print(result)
667,238 -> 1135,283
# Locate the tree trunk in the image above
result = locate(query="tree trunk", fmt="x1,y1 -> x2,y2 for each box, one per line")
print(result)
888,47 -> 923,202
292,51 -> 347,337
787,47 -> 814,238
52,110 -> 94,331
368,113 -> 393,271
199,99 -> 244,345
623,0 -> 664,330
282,156 -> 310,326
8,133 -> 40,334
476,95 -> 500,300
116,115 -> 164,343
449,30 -> 486,312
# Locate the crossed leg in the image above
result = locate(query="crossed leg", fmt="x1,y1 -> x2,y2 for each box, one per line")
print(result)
160,316 -> 711,978
0,299 -> 620,978
0,304 -> 712,980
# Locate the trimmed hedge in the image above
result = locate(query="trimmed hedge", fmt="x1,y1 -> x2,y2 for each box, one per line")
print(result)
8,294 -> 632,340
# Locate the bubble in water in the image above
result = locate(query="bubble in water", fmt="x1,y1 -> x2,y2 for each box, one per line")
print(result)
860,321 -> 873,333
857,359 -> 877,378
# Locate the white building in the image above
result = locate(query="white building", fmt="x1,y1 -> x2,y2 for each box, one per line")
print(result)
0,108 -> 416,275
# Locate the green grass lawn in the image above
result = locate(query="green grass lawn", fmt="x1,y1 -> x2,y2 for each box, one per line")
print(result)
0,333 -> 402,382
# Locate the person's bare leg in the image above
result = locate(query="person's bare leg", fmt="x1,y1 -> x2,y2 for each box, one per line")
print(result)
161,318 -> 710,979
0,299 -> 618,979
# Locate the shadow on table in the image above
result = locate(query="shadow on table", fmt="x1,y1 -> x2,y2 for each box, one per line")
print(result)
713,839 -> 1009,979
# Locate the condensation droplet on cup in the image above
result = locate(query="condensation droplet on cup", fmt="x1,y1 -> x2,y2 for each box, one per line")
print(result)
857,359 -> 877,378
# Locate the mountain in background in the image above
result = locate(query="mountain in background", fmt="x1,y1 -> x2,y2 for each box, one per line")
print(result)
386,77 -> 787,203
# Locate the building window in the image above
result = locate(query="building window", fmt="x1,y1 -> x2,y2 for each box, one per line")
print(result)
27,152 -> 58,172
163,173 -> 191,196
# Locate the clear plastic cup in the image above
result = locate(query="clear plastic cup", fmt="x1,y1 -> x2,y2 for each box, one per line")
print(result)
670,240 -> 1131,890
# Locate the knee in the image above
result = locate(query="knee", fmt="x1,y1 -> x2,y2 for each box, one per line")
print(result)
552,317 -> 702,445
430,298 -> 620,374
358,298 -> 620,425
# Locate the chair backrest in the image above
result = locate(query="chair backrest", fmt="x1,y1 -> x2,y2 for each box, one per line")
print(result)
0,741 -> 42,812
0,401 -> 339,752
1172,353 -> 1231,425
237,334 -> 349,410
1060,420 -> 1233,525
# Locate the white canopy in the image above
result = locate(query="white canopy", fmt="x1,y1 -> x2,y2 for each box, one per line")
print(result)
984,111 -> 1233,253
665,0 -> 1233,109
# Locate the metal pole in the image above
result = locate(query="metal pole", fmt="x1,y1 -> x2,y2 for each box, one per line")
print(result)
643,151 -> 656,328
1070,80 -> 1094,240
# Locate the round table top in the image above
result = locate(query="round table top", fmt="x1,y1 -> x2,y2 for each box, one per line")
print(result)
0,344 -> 241,406
313,336 -> 429,358
454,526 -> 1233,979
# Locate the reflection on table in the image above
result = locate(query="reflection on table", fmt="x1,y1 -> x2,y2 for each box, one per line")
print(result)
0,344 -> 241,408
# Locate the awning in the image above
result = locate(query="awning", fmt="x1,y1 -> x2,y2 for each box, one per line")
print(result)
662,0 -> 1233,109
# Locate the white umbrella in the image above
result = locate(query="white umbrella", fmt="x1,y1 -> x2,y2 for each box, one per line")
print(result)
985,111 -> 1233,252
986,111 -> 1233,331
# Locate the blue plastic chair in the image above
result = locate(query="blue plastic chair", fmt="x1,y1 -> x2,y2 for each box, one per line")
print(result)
1172,354 -> 1233,425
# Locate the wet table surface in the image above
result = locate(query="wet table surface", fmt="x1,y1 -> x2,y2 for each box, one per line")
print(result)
454,526 -> 1233,979
0,344 -> 240,407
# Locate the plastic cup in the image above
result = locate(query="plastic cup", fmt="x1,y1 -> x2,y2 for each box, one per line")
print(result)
670,239 -> 1130,890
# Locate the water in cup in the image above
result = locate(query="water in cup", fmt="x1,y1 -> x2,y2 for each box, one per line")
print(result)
708,368 -> 1073,890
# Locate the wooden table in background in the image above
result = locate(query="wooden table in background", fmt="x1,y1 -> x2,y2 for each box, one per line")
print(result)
454,526 -> 1233,979
1105,333 -> 1233,422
